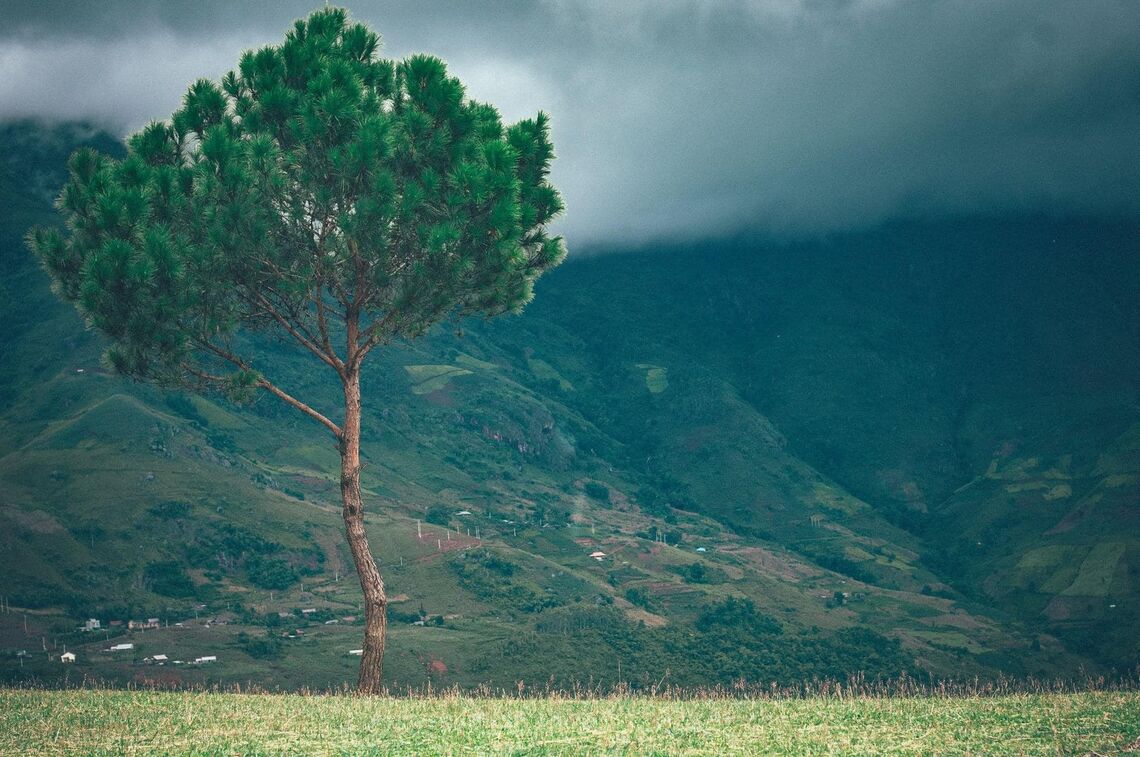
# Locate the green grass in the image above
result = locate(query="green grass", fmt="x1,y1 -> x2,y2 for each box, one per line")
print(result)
403,364 -> 474,394
1,689 -> 1137,755
528,358 -> 574,391
1061,542 -> 1127,597
633,363 -> 668,394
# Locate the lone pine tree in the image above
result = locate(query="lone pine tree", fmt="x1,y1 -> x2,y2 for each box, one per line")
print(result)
29,7 -> 564,693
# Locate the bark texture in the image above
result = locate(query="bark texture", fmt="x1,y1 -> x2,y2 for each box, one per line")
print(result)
340,369 -> 387,694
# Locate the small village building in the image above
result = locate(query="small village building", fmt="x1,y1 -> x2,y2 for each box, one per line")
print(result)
194,656 -> 217,664
589,551 -> 606,561
301,608 -> 317,615
83,619 -> 101,631
348,649 -> 363,656
145,654 -> 169,665
109,643 -> 134,651
695,547 -> 707,553
456,510 -> 472,516
128,618 -> 159,630
60,652 -> 76,663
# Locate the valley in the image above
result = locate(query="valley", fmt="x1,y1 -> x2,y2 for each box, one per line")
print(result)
1,121 -> 1137,690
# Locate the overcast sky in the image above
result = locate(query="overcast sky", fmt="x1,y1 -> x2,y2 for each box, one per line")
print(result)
2,0 -> 1138,245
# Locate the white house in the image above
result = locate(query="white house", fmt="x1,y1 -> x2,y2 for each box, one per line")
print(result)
83,619 -> 101,631
109,643 -> 134,651
145,654 -> 169,664
60,652 -> 76,663
589,551 -> 606,561
348,649 -> 363,656
456,510 -> 472,516
194,655 -> 217,664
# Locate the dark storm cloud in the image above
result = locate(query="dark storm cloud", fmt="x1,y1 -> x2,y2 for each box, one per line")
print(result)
2,0 -> 1138,243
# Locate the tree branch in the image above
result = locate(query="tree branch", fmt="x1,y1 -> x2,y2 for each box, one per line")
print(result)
188,344 -> 344,440
313,226 -> 339,365
358,309 -> 400,359
256,377 -> 343,439
246,288 -> 346,378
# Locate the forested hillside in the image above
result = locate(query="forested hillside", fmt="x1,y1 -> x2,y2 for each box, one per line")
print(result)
1,121 -> 1135,688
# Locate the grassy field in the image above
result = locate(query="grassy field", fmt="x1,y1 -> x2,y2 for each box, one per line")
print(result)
2,688 -> 1138,755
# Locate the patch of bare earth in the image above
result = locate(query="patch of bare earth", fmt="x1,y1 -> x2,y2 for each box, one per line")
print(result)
623,607 -> 668,627
919,613 -> 987,631
719,545 -> 814,582
1,507 -> 66,534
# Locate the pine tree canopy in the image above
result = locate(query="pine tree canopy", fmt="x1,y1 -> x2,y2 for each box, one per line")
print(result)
30,7 -> 564,413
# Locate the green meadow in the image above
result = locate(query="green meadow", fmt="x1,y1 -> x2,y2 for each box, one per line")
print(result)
2,688 -> 1139,755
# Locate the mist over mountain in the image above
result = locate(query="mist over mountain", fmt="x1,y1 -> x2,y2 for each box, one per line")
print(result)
1,121 -> 1136,688
3,1 -> 1138,243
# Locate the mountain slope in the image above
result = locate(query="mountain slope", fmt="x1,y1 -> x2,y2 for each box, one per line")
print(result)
492,220 -> 1140,667
1,120 -> 1134,688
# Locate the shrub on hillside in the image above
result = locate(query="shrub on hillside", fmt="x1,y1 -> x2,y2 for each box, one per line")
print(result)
624,586 -> 656,611
245,554 -> 297,590
236,632 -> 283,660
673,561 -> 728,584
144,561 -> 195,597
584,482 -> 610,502
424,504 -> 451,527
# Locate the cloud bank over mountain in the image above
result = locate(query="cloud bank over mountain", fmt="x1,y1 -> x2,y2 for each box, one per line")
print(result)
2,0 -> 1138,243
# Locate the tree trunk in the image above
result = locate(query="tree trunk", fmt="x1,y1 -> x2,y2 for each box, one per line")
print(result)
340,368 -> 387,694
